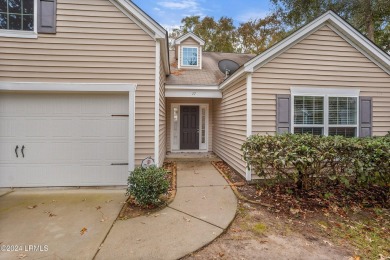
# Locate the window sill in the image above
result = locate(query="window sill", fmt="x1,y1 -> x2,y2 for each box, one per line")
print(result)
0,30 -> 38,39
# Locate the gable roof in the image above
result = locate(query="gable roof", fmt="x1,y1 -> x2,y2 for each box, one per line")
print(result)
110,0 -> 170,74
174,32 -> 205,46
220,10 -> 390,89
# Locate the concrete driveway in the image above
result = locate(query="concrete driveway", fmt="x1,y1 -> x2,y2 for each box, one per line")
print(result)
0,189 -> 126,260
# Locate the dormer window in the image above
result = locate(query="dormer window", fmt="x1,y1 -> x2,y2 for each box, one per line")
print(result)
174,32 -> 205,70
182,47 -> 198,66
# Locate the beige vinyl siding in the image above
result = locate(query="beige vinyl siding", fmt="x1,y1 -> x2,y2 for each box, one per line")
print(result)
213,77 -> 247,176
166,98 -> 212,152
0,0 -> 157,165
159,57 -> 167,165
181,37 -> 199,45
252,25 -> 390,136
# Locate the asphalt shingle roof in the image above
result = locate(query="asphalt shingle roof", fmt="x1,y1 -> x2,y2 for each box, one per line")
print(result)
166,51 -> 255,85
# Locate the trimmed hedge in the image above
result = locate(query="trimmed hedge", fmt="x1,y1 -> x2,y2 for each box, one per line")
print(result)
126,166 -> 170,207
242,134 -> 390,190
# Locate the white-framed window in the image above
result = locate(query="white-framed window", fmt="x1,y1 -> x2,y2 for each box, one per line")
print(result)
182,47 -> 198,66
0,0 -> 37,38
291,88 -> 359,137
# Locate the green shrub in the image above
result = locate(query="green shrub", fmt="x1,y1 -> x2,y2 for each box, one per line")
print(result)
242,134 -> 390,190
126,166 -> 170,207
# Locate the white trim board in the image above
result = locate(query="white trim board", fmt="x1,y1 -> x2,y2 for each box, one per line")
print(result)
220,10 -> 390,90
170,103 -> 209,152
109,0 -> 170,75
154,40 -> 161,166
245,73 -> 252,181
0,82 -> 137,173
291,87 -> 360,96
165,85 -> 222,98
174,32 -> 205,46
112,0 -> 166,39
0,82 -> 137,92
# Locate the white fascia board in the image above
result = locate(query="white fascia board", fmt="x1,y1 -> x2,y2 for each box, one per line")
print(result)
244,14 -> 334,72
113,0 -> 166,39
159,38 -> 171,75
244,11 -> 390,74
174,32 -> 205,46
0,82 -> 137,92
291,86 -> 360,96
165,85 -> 222,98
219,67 -> 246,90
326,21 -> 390,74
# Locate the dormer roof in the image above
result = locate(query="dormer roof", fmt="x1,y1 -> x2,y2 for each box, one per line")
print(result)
174,32 -> 205,46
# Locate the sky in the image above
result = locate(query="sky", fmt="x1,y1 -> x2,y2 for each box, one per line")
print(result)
132,0 -> 273,31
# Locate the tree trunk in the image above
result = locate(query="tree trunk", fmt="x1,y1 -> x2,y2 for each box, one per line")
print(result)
365,0 -> 375,41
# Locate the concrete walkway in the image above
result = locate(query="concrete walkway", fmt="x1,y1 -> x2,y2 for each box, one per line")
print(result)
95,161 -> 237,260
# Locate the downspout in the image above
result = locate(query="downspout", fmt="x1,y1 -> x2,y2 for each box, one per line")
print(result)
154,40 -> 161,166
246,73 -> 253,181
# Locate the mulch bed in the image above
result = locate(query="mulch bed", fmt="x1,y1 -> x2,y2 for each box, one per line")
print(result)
213,160 -> 390,259
118,161 -> 177,220
213,160 -> 389,217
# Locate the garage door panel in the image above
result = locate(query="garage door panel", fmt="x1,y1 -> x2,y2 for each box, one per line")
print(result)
0,118 -> 17,137
0,142 -> 20,162
80,119 -> 105,137
102,142 -> 128,161
50,119 -> 74,138
105,119 -> 128,137
0,93 -> 130,187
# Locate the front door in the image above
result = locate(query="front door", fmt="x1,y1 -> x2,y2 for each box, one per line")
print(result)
180,106 -> 199,150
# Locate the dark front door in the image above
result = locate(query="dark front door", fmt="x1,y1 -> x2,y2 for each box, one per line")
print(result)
180,106 -> 199,150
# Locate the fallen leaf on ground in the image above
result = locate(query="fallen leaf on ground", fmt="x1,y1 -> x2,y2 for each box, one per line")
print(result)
218,252 -> 225,257
105,200 -> 113,203
202,196 -> 206,199
318,223 -> 327,230
49,213 -> 56,217
18,254 -> 27,259
323,240 -> 333,246
154,214 -> 160,217
80,227 -> 87,235
82,198 -> 86,202
183,217 -> 191,222
27,205 -> 37,209
290,208 -> 300,215
96,206 -> 101,210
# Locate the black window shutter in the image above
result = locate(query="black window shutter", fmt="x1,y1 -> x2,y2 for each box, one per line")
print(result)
276,95 -> 291,134
359,96 -> 373,137
38,0 -> 57,33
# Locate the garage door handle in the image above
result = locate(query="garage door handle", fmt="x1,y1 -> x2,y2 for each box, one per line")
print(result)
21,145 -> 25,158
15,145 -> 19,158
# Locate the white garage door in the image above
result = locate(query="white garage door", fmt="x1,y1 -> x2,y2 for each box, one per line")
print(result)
0,93 -> 130,187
